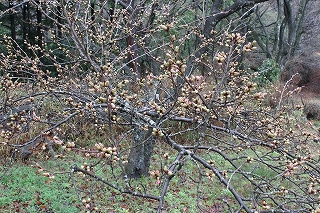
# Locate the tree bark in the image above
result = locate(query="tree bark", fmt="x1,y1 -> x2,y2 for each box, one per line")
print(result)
125,126 -> 156,178
9,0 -> 16,42
275,0 -> 309,66
22,2 -> 27,42
126,0 -> 142,78
290,0 -> 309,56
36,0 -> 42,56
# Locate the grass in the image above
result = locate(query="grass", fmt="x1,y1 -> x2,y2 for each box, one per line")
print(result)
0,140 -> 317,212
0,145 -> 238,212
0,164 -> 79,212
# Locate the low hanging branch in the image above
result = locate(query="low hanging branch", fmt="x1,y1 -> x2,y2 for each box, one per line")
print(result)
0,0 -> 319,212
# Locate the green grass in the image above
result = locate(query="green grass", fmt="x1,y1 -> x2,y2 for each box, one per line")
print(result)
0,164 -> 79,212
0,147 -> 315,213
0,147 -> 236,212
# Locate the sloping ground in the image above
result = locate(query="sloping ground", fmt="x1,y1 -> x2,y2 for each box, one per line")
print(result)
301,68 -> 320,96
300,64 -> 320,120
295,2 -> 320,97
281,53 -> 320,98
279,54 -> 320,121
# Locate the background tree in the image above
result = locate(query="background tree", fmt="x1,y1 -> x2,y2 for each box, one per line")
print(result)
248,0 -> 310,68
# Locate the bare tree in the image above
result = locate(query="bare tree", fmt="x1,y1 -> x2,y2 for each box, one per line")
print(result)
249,0 -> 310,68
1,0 -> 320,212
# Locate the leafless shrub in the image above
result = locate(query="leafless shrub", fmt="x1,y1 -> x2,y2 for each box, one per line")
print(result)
0,0 -> 320,212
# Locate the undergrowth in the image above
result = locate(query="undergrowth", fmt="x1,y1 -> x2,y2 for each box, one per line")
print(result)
0,104 -> 319,212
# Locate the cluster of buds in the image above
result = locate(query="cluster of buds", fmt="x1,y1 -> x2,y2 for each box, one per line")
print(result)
150,103 -> 166,115
206,170 -> 215,181
149,170 -> 161,185
283,138 -> 290,144
193,102 -> 209,113
9,112 -> 19,121
253,92 -> 267,102
121,155 -> 128,164
177,97 -> 191,108
63,141 -> 75,151
152,128 -> 164,137
243,41 -> 257,52
168,59 -> 186,75
277,186 -> 288,196
207,159 -> 215,166
5,121 -> 22,133
1,74 -> 21,91
161,49 -> 186,76
229,67 -> 240,77
237,147 -> 243,153
108,95 -> 117,109
81,162 -> 92,172
221,170 -> 228,178
116,80 -> 129,89
188,75 -> 203,82
246,82 -> 257,92
246,157 -> 254,163
82,197 -> 98,211
163,153 -> 169,159
159,24 -> 172,32
262,200 -> 271,210
88,83 -> 102,93
308,182 -> 320,195
95,143 -> 118,159
221,90 -> 231,99
85,102 -> 94,110
100,63 -> 113,73
312,208 -> 320,213
34,163 -> 54,179
215,52 -> 226,65
111,114 -> 121,122
65,97 -> 75,106
225,32 -> 246,46
266,131 -> 277,139
0,129 -> 12,139
42,172 -> 55,179
177,95 -> 209,114
65,97 -> 82,109
163,166 -> 173,176
282,159 -> 301,177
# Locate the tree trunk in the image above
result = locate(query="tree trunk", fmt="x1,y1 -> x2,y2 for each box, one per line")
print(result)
290,0 -> 309,56
90,3 -> 95,33
125,126 -> 156,178
126,0 -> 142,78
9,0 -> 16,42
22,2 -> 28,43
36,1 -> 42,56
